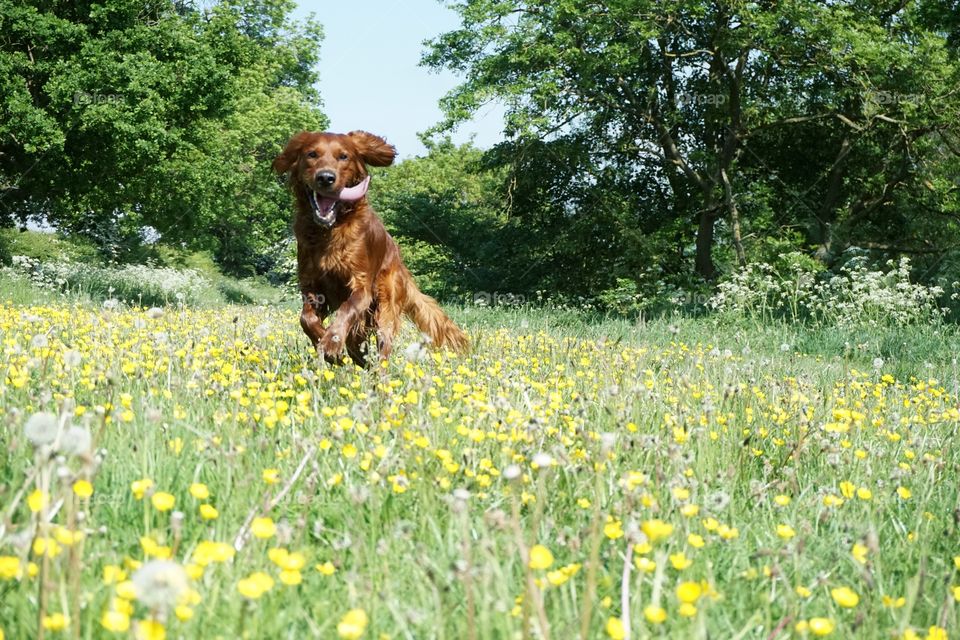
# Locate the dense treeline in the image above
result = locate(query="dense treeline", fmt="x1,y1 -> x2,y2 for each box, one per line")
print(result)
421,0 -> 960,302
0,0 -> 326,274
2,0 -> 959,307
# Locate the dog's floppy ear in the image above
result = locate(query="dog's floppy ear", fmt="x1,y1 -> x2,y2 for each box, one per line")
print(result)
273,131 -> 314,174
348,131 -> 397,167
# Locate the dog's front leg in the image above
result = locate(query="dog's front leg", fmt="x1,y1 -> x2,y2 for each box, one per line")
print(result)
299,292 -> 328,348
321,288 -> 372,361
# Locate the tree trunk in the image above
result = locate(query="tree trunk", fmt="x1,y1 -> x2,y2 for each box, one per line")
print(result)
695,204 -> 717,279
720,168 -> 746,266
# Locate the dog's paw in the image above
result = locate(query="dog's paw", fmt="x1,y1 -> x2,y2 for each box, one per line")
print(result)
320,330 -> 344,359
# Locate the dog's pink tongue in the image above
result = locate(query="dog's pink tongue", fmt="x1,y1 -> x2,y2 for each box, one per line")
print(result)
338,176 -> 370,201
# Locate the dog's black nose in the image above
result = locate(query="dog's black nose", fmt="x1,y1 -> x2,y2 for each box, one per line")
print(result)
316,170 -> 336,187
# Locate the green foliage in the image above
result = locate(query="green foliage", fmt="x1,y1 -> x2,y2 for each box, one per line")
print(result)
0,229 -> 98,264
0,0 -> 327,273
424,0 -> 960,288
371,140 -> 512,299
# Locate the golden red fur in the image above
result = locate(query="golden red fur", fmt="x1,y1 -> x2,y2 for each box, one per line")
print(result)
273,130 -> 468,365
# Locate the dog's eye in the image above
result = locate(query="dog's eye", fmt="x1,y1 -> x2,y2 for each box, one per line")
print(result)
338,153 -> 348,161
307,150 -> 318,158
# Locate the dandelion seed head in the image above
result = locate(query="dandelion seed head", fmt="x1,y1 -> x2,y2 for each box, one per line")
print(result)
131,560 -> 188,611
24,412 -> 59,447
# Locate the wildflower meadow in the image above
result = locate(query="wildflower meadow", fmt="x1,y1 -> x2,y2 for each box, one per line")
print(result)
2,275 -> 960,639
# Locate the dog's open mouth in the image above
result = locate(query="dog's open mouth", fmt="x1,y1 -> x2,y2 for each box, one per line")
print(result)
308,176 -> 371,228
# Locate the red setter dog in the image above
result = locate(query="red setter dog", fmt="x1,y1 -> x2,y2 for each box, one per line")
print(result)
273,130 -> 468,365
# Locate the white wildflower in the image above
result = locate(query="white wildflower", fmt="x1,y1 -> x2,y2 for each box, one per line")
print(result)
63,349 -> 83,368
24,412 -> 59,446
531,452 -> 554,468
502,464 -> 522,481
403,341 -> 427,363
131,560 -> 188,611
60,426 -> 91,456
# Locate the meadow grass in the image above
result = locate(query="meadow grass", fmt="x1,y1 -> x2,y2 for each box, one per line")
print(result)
1,294 -> 959,640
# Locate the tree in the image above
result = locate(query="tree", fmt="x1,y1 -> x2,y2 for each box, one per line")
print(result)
372,140 -> 511,299
424,0 -> 960,281
0,0 -> 327,273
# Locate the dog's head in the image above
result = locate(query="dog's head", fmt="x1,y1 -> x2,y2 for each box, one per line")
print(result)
273,131 -> 397,227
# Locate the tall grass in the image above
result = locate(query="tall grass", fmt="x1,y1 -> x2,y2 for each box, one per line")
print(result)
0,294 -> 957,639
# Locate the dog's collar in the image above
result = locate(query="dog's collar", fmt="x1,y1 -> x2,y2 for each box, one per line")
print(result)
307,175 -> 371,228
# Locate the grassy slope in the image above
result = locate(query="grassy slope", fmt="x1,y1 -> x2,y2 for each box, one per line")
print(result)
0,229 -> 283,307
0,283 -> 959,638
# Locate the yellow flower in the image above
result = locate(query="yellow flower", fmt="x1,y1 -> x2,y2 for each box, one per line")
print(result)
175,606 -> 194,621
678,602 -> 697,617
0,556 -> 21,580
101,610 -> 130,632
634,556 -> 656,573
27,489 -> 49,513
883,594 -> 906,608
839,481 -> 855,499
237,572 -> 275,599
279,570 -> 302,586
897,486 -> 912,500
669,552 -> 692,570
687,534 -> 705,548
251,517 -> 276,539
337,608 -> 369,639
73,480 -> 94,498
131,479 -> 153,500
796,585 -> 812,598
605,617 -> 625,640
830,586 -> 860,608
53,526 -> 84,546
603,519 -> 624,540
856,487 -> 872,500
852,543 -> 868,564
151,492 -> 175,512
199,504 -> 219,520
641,519 -> 674,543
809,617 -> 835,636
191,541 -> 235,566
139,536 -> 171,559
643,605 -> 667,624
262,468 -> 280,484
189,483 -> 210,500
135,619 -> 166,640
115,581 -> 137,600
773,494 -> 791,506
33,537 -> 62,558
776,524 -> 796,540
42,613 -> 68,631
316,562 -> 337,576
951,586 -> 960,602
925,626 -> 948,640
676,581 -> 702,603
528,545 -> 554,570
718,524 -> 739,540
268,548 -> 306,571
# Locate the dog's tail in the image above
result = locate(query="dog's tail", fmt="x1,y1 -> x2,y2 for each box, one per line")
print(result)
404,281 -> 469,353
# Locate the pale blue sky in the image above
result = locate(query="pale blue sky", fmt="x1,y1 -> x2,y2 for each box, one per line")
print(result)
292,0 -> 505,158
